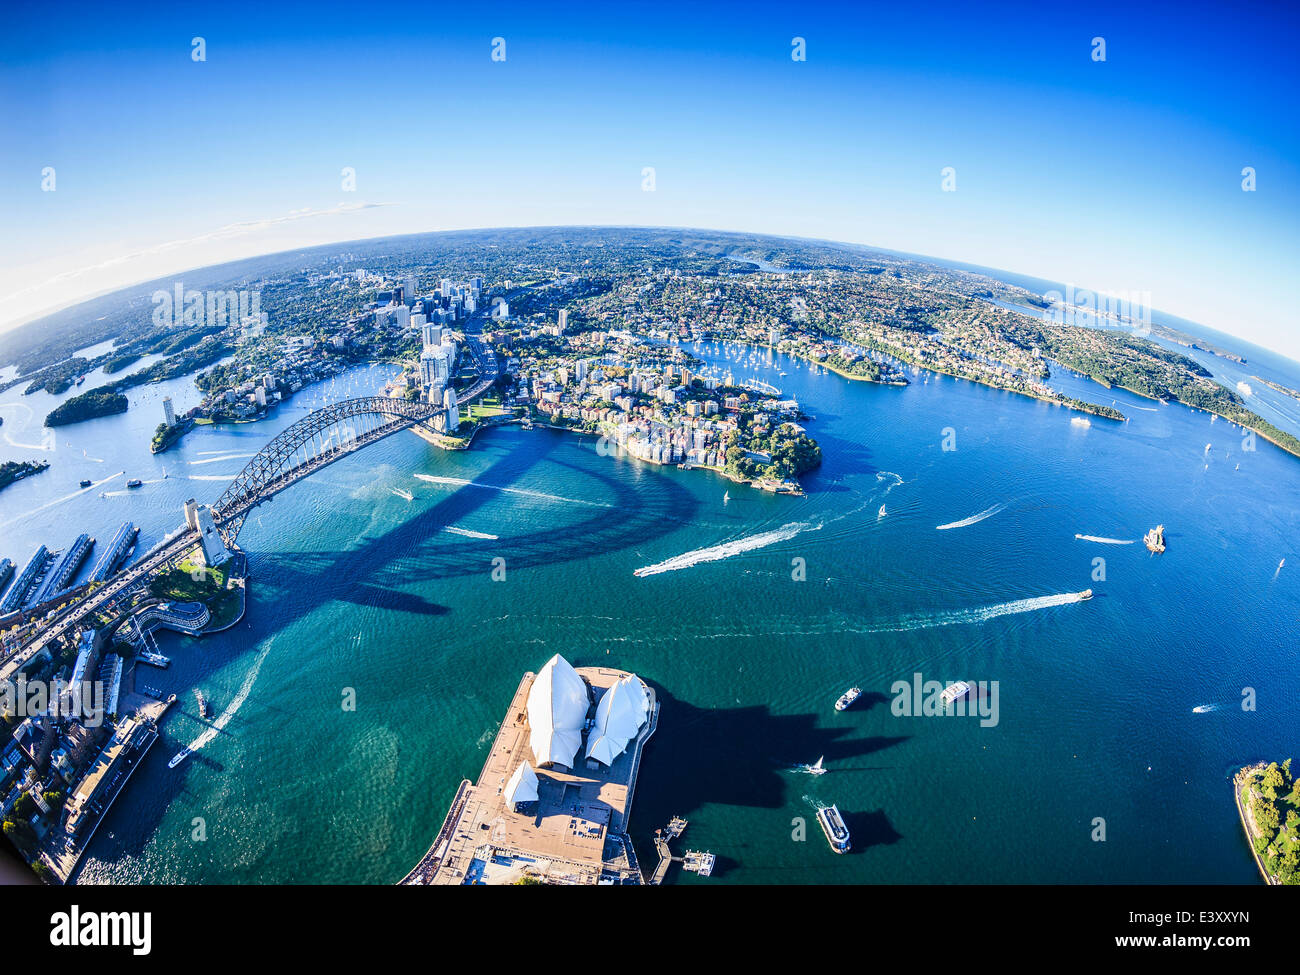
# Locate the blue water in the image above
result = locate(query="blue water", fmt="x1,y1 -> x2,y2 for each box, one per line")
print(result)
2,331 -> 1297,885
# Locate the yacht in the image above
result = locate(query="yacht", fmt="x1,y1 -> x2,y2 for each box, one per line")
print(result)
798,756 -> 827,776
835,687 -> 862,711
167,747 -> 192,769
1078,588 -> 1093,600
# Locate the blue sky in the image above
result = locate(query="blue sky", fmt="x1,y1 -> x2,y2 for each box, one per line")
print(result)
1,0 -> 1297,357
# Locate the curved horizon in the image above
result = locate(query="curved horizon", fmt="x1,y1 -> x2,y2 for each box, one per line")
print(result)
3,223 -> 1295,371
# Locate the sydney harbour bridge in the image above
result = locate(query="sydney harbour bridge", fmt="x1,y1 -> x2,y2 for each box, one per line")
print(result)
9,360 -> 499,672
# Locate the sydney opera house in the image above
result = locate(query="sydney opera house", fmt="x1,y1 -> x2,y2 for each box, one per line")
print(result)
403,655 -> 659,885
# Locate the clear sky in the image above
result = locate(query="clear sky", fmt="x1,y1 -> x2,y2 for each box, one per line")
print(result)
1,1 -> 1297,357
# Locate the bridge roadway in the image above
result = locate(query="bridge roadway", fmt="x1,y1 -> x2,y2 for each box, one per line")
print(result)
0,525 -> 200,684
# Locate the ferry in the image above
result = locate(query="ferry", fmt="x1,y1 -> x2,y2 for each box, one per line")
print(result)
817,804 -> 851,853
835,687 -> 862,711
939,681 -> 972,706
126,478 -> 143,488
167,747 -> 192,770
683,850 -> 715,876
195,689 -> 211,718
1078,588 -> 1093,600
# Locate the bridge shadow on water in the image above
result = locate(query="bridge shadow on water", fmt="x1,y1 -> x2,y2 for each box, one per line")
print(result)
236,426 -> 699,626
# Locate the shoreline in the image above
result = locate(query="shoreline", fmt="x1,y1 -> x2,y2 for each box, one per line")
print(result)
1232,763 -> 1278,885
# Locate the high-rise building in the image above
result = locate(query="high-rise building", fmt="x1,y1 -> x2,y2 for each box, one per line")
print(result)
404,274 -> 418,301
395,305 -> 410,328
421,322 -> 443,353
557,309 -> 568,332
162,396 -> 176,428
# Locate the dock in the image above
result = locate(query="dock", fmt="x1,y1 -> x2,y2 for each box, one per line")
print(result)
650,815 -> 693,885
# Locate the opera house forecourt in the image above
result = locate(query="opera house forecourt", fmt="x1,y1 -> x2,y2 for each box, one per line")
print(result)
401,655 -> 659,885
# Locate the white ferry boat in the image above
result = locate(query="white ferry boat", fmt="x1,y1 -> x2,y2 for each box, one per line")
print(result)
817,804 -> 851,853
167,747 -> 192,769
835,687 -> 862,711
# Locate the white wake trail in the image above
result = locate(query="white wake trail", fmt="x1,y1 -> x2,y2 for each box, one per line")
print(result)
414,473 -> 610,507
444,526 -> 499,540
850,591 -> 1090,634
936,503 -> 1006,531
180,645 -> 271,758
635,522 -> 812,577
1074,534 -> 1134,545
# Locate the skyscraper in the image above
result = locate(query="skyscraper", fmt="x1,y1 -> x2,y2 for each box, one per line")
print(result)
162,396 -> 175,428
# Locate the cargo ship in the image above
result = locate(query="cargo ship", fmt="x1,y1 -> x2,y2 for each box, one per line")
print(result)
1143,524 -> 1166,553
835,686 -> 862,711
817,804 -> 851,853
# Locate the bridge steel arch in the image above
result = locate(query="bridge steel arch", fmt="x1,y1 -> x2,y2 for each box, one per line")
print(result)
212,396 -> 439,544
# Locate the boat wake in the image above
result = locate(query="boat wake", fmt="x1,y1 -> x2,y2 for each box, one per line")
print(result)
0,471 -> 124,530
853,591 -> 1090,634
175,645 -> 270,761
391,488 -> 414,501
414,473 -> 610,507
1074,534 -> 1135,545
188,453 -> 255,465
634,522 -> 812,577
1192,703 -> 1221,713
444,525 -> 498,540
936,503 -> 1006,531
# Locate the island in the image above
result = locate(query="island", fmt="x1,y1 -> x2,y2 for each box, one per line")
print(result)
1234,759 -> 1299,885
44,388 -> 128,427
0,459 -> 49,492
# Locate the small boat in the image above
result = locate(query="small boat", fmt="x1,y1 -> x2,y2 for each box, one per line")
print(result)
877,504 -> 887,519
79,479 -> 92,488
723,491 -> 730,503
797,756 -> 827,775
939,681 -> 972,706
126,479 -> 143,488
1143,524 -> 1166,553
1078,588 -> 1093,600
167,747 -> 192,769
835,687 -> 862,712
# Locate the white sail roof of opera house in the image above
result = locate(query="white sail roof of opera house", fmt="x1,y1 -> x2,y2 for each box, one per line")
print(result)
526,653 -> 589,767
585,673 -> 650,766
503,761 -> 540,810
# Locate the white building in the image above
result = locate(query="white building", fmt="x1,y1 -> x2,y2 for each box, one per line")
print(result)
162,396 -> 176,428
502,761 -> 540,812
525,654 -> 588,768
585,674 -> 650,766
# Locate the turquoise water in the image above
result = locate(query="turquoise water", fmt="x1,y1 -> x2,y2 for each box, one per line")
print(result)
3,339 -> 1298,884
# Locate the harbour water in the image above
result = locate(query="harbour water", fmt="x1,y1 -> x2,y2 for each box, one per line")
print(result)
2,332 -> 1298,884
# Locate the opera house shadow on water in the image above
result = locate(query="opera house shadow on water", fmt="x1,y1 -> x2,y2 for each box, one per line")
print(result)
632,686 -> 909,830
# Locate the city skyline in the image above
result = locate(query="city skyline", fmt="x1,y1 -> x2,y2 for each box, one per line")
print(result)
2,1 -> 1298,359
